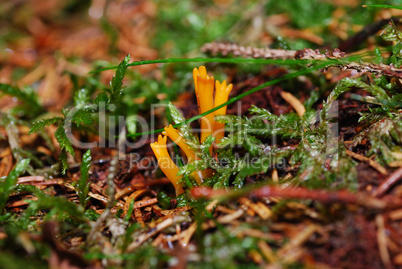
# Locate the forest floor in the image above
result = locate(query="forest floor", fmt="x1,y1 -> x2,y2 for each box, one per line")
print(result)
0,1 -> 402,268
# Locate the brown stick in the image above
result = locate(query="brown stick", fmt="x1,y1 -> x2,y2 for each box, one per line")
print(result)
191,185 -> 402,209
374,167 -> 402,197
339,17 -> 402,52
345,149 -> 388,175
202,42 -> 402,79
280,91 -> 306,117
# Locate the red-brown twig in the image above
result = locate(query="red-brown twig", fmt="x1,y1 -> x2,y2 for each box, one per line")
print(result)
191,185 -> 402,210
374,167 -> 402,198
201,42 -> 402,79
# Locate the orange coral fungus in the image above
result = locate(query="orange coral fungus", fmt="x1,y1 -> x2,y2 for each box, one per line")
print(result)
150,135 -> 184,195
213,80 -> 233,143
193,66 -> 215,143
150,66 -> 233,191
163,124 -> 203,184
193,66 -> 233,144
163,125 -> 197,162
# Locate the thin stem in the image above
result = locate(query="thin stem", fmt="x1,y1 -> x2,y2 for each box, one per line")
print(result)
92,57 -> 311,73
363,4 -> 402,10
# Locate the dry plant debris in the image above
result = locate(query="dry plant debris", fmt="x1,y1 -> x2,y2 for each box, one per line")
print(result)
0,1 -> 402,268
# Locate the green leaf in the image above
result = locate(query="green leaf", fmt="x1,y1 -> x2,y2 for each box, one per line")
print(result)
13,148 -> 43,168
71,108 -> 95,126
157,191 -> 171,209
59,151 -> 69,175
0,159 -> 30,212
212,172 -> 232,189
94,92 -> 110,107
178,159 -> 208,176
84,208 -> 100,221
110,54 -> 130,101
391,42 -> 402,67
374,47 -> 384,64
200,135 -> 215,155
55,123 -> 75,156
77,149 -> 92,208
168,102 -> 198,144
124,200 -> 135,222
0,84 -> 42,114
325,78 -> 390,110
380,20 -> 402,67
354,115 -> 402,165
126,114 -> 138,135
74,88 -> 92,108
176,193 -> 190,208
54,122 -> 74,174
382,20 -> 402,42
29,117 -> 63,134
234,156 -> 270,189
303,86 -> 323,110
20,192 -> 89,228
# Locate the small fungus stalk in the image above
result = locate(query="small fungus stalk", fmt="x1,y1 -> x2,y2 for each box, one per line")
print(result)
150,135 -> 184,195
163,125 -> 197,162
213,80 -> 233,143
193,66 -> 206,114
163,124 -> 203,184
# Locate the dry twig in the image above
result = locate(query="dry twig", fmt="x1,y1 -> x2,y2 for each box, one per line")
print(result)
192,185 -> 402,209
280,91 -> 306,117
202,42 -> 402,79
374,167 -> 402,197
345,149 -> 388,175
376,214 -> 393,269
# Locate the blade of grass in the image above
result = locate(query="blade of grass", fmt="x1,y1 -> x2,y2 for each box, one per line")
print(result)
0,84 -> 43,115
0,159 -> 30,212
110,54 -> 130,101
91,57 -> 312,73
77,149 -> 92,209
363,4 -> 402,10
127,61 -> 330,138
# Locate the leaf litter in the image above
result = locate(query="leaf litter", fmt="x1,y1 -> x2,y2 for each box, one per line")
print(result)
0,1 -> 402,268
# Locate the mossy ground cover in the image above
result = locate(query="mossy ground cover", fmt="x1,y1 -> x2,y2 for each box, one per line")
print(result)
0,1 -> 402,268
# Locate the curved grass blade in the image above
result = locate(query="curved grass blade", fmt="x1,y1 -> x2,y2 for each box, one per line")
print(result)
77,149 -> 92,209
127,61 -> 330,138
0,158 -> 30,212
91,57 -> 312,73
363,4 -> 402,10
110,54 -> 130,101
